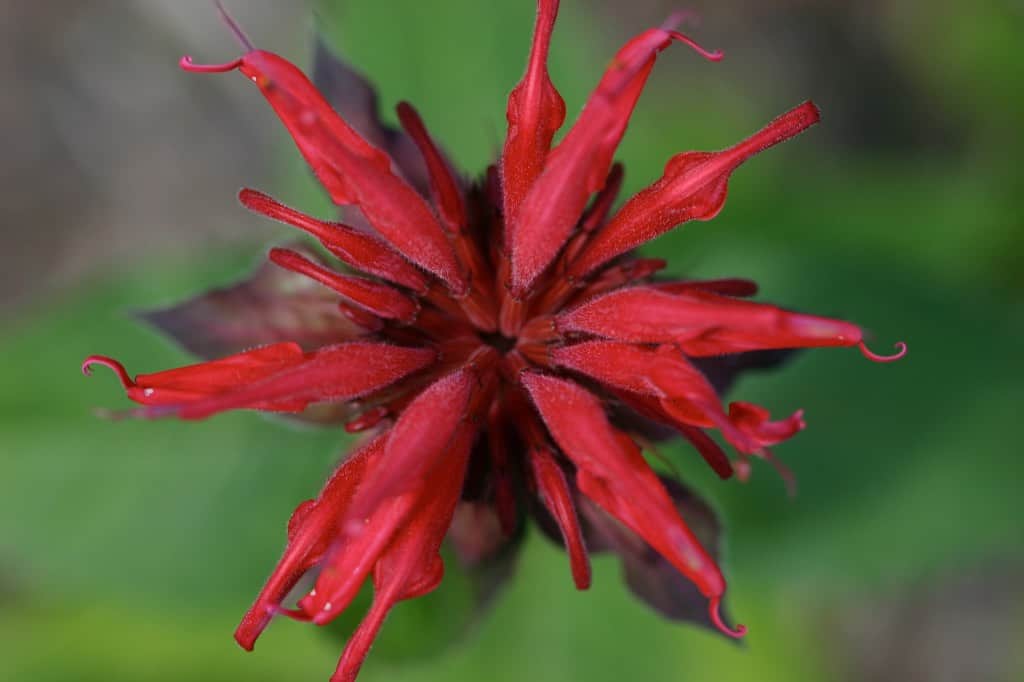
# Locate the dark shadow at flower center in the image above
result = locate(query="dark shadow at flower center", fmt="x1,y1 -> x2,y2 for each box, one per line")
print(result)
479,331 -> 518,354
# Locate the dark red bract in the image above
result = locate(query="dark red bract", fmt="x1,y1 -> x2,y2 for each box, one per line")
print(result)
82,3 -> 904,681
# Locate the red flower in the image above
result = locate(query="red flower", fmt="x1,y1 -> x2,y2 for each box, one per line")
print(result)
82,3 -> 905,680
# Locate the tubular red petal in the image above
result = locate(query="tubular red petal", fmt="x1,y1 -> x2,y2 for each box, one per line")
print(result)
396,102 -> 467,233
521,372 -> 730,605
551,340 -> 762,455
655,277 -> 759,298
304,420 -> 476,626
580,163 -> 625,234
508,25 -> 721,296
239,189 -> 428,293
343,367 -> 482,525
234,51 -> 464,291
557,286 -> 867,355
234,432 -> 386,651
571,102 -> 821,278
728,402 -> 806,448
151,343 -> 434,420
530,447 -> 591,589
678,425 -> 734,479
269,248 -> 419,322
501,0 -> 566,223
330,438 -> 471,682
89,343 -> 305,408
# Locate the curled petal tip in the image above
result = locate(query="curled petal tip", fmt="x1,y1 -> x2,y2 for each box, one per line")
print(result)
667,30 -> 724,62
81,355 -> 134,389
858,340 -> 907,363
179,55 -> 243,73
709,596 -> 747,639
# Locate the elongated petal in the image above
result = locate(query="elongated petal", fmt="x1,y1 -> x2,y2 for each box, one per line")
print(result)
240,190 -> 429,293
397,102 -> 467,233
269,247 -> 419,322
728,401 -> 806,447
508,28 -> 720,295
570,102 -> 821,277
94,343 -> 436,420
501,0 -> 565,223
551,340 -> 719,409
298,421 -> 476,625
83,343 -> 303,407
330,436 -> 471,682
529,446 -> 591,589
343,368 -> 480,525
557,286 -> 866,355
235,432 -> 387,651
189,50 -> 464,290
521,372 -> 737,632
550,340 -> 761,454
574,473 -> 733,635
312,38 -> 430,195
138,245 -> 364,359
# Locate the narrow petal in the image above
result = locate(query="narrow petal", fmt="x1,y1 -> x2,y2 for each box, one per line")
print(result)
508,27 -> 720,296
728,401 -> 806,447
343,368 -> 481,525
397,102 -> 467,233
192,50 -> 464,290
521,372 -> 739,636
299,421 -> 477,625
655,277 -> 759,298
550,340 -> 760,454
501,0 -> 565,223
90,343 -> 435,420
269,247 -> 419,322
330,438 -> 471,682
84,343 -> 304,407
137,246 -> 364,359
234,432 -> 386,651
529,447 -> 591,589
312,38 -> 431,194
574,473 -> 736,636
570,102 -> 821,277
240,189 -> 429,293
557,286 -> 867,355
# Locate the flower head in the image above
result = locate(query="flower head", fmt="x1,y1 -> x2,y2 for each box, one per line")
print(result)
83,2 -> 904,680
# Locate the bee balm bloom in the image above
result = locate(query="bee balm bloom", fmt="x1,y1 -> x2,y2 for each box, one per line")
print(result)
83,2 -> 904,680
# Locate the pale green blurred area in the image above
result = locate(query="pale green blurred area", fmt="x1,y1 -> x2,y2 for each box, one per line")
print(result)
1,1 -> 1023,681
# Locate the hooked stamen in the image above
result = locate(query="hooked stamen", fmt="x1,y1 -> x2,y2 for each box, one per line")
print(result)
81,355 -> 135,389
667,30 -> 723,62
709,596 -> 747,639
179,55 -> 243,73
215,0 -> 256,51
858,340 -> 907,363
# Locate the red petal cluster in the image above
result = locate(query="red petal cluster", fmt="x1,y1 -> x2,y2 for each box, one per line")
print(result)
85,3 -> 904,680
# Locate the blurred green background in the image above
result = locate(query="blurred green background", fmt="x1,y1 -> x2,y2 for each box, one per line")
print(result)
2,0 -> 1022,680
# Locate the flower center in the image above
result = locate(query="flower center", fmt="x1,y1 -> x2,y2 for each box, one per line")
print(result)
479,331 -> 519,354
